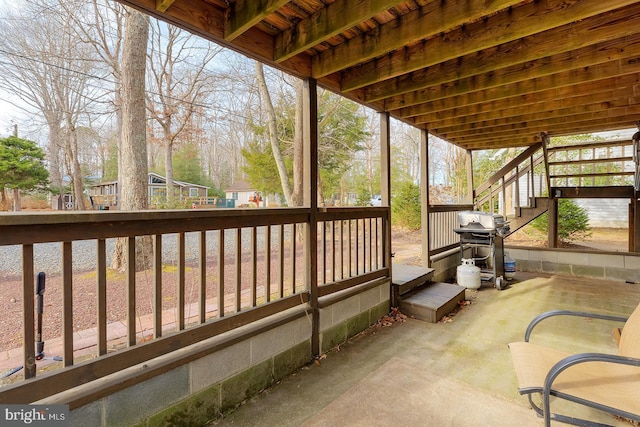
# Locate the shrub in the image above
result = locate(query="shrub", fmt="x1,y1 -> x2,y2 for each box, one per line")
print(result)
391,182 -> 421,230
530,199 -> 592,245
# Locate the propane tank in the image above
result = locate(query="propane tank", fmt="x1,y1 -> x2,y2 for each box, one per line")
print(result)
457,258 -> 481,289
504,252 -> 516,280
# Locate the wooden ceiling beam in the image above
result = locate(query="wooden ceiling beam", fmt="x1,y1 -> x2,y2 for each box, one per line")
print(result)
445,134 -> 544,151
451,116 -> 639,149
274,0 -> 399,63
340,0 -> 640,91
445,115 -> 640,146
389,53 -> 640,115
546,119 -> 640,137
431,96 -> 640,135
399,72 -> 640,121
155,0 -> 175,13
364,5 -> 640,103
414,85 -> 640,126
439,106 -> 640,143
311,0 -> 525,79
224,0 -> 289,42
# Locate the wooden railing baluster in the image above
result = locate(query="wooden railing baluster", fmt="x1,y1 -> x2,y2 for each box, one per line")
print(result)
199,231 -> 206,323
22,244 -> 35,379
127,236 -> 136,346
178,233 -> 185,329
218,230 -> 225,318
97,239 -> 107,354
153,235 -> 163,337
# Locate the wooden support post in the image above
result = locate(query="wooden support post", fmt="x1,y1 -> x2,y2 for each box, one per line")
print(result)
548,197 -> 558,249
541,133 -> 551,196
420,129 -> 431,269
530,154 -> 535,203
379,112 -> 394,305
631,198 -> 640,253
514,165 -> 521,215
303,78 -> 319,356
466,149 -> 474,204
632,128 -> 640,252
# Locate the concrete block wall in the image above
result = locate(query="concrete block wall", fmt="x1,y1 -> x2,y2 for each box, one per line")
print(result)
506,247 -> 640,284
318,281 -> 391,352
64,309 -> 312,427
61,280 -> 391,426
431,248 -> 472,283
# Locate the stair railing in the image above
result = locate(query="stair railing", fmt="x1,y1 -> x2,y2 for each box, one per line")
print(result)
474,142 -> 548,220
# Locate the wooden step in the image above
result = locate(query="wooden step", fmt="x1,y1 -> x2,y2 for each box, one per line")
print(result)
398,282 -> 465,323
392,263 -> 435,296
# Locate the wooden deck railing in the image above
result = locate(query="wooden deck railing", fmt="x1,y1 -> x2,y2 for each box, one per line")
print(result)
427,204 -> 474,258
0,206 -> 389,404
547,139 -> 635,187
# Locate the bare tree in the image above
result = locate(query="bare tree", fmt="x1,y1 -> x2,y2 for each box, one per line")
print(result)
146,21 -> 220,203
0,0 -> 105,210
58,0 -> 125,205
255,62 -> 293,205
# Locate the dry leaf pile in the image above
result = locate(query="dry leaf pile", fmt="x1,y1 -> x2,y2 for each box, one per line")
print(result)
374,307 -> 408,328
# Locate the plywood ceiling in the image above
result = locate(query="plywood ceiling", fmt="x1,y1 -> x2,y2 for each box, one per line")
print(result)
117,0 -> 640,150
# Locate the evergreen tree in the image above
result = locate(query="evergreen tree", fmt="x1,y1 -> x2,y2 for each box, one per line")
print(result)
391,181 -> 421,230
531,199 -> 592,245
0,136 -> 49,211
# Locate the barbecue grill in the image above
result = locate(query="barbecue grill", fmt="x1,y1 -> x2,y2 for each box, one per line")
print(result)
454,211 -> 510,290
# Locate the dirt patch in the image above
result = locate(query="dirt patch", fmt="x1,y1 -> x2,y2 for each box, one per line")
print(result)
506,227 -> 628,252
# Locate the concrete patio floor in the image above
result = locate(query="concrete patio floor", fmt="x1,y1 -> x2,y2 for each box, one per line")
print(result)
209,271 -> 640,427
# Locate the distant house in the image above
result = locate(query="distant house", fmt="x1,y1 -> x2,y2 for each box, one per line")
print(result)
225,179 -> 267,207
90,172 -> 209,209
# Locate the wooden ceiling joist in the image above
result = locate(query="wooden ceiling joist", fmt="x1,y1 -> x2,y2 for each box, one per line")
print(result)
441,108 -> 640,145
274,0 -> 400,63
339,0 -> 640,92
155,0 -> 175,13
414,86 -> 640,128
224,0 -> 290,42
364,4 -> 640,103
311,0 -> 526,79
403,73 -> 640,123
431,96 -> 640,136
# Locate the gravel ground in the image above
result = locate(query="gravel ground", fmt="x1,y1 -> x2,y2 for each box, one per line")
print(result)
0,228 -> 289,279
0,228 -> 295,352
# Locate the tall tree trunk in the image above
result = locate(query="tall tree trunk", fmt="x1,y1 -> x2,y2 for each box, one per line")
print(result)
112,7 -> 151,273
0,188 -> 8,211
65,124 -> 86,210
255,62 -> 293,205
163,122 -> 175,204
47,126 -> 65,197
12,188 -> 20,212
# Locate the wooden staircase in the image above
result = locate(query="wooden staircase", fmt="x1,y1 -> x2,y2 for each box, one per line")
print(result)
473,136 -> 640,250
508,197 -> 549,234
